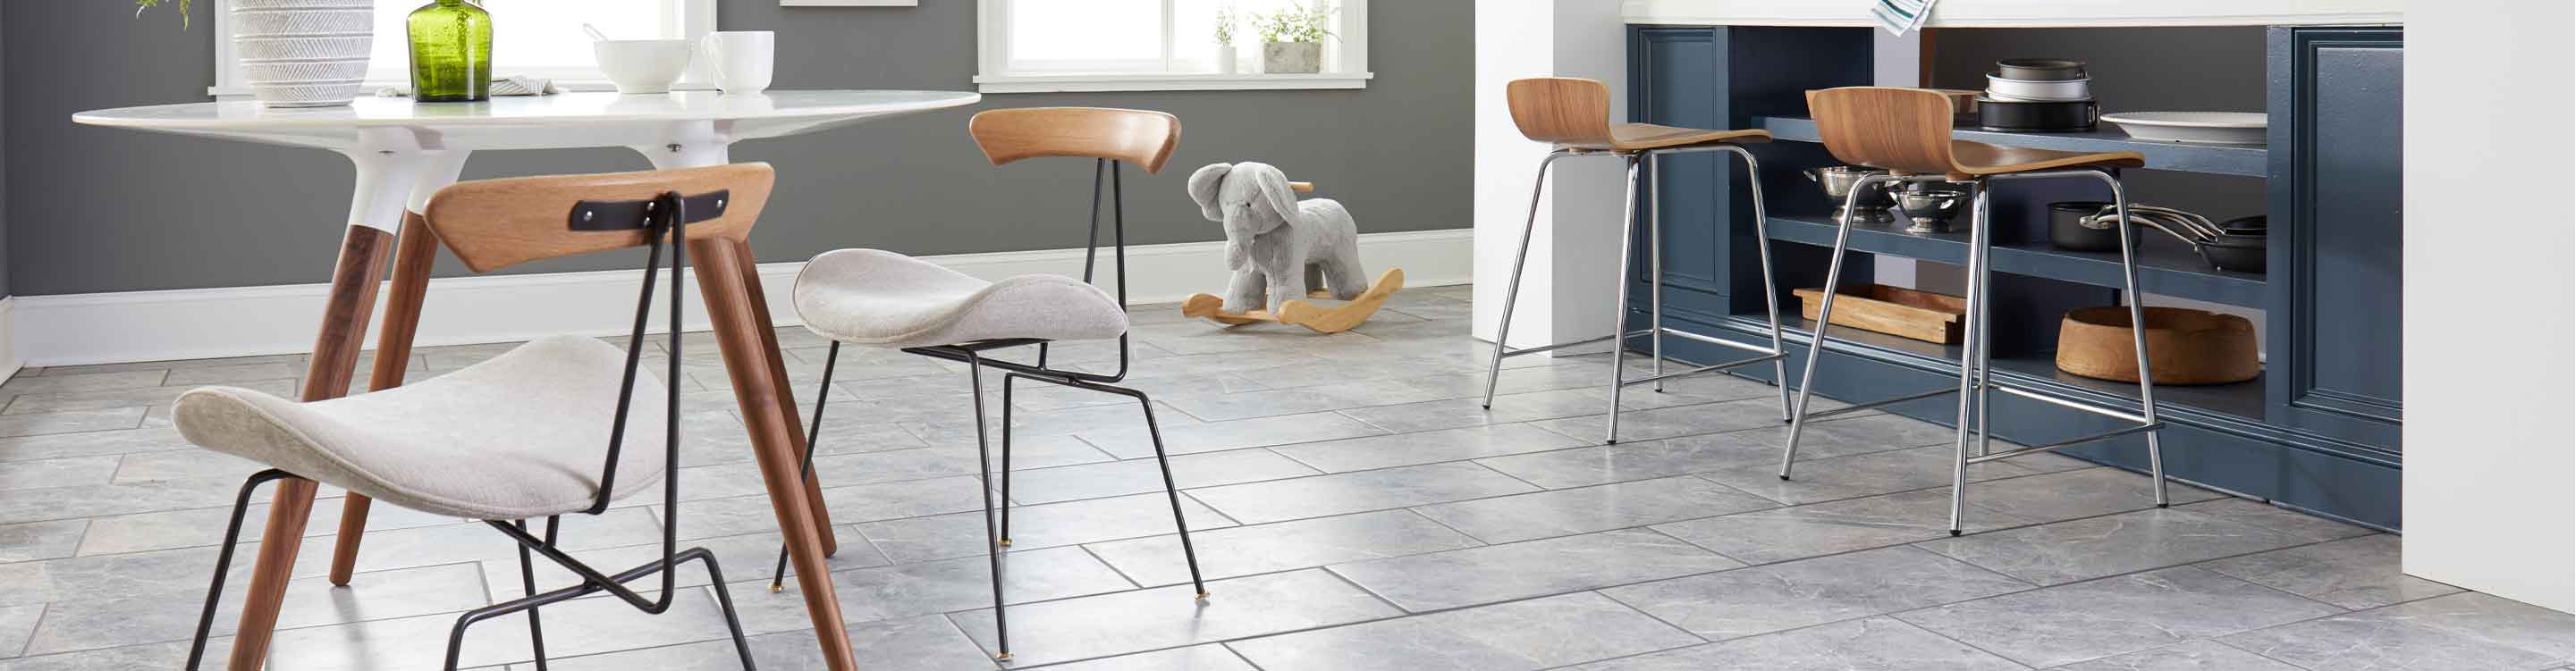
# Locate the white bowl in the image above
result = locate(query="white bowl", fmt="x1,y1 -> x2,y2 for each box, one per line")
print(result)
594,40 -> 696,94
1985,72 -> 2091,102
2101,112 -> 2268,145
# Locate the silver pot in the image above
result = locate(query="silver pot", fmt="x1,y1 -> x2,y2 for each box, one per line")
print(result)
1894,188 -> 1967,233
1804,166 -> 1896,224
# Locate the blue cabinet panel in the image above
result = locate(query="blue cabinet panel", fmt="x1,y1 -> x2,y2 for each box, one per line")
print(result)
2268,28 -> 2403,452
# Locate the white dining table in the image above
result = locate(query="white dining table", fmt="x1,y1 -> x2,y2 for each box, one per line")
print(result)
74,89 -> 982,671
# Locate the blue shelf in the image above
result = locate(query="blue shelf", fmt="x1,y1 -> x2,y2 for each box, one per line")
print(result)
1763,214 -> 2269,308
1756,115 -> 2270,178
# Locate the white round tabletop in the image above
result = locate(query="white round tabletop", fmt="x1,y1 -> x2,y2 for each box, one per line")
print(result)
72,89 -> 982,152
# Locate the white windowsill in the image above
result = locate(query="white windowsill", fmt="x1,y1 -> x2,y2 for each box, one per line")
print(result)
974,71 -> 1374,94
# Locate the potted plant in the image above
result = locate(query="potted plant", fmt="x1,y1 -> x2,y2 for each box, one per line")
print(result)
1252,2 -> 1332,75
1212,6 -> 1240,74
137,0 -> 377,108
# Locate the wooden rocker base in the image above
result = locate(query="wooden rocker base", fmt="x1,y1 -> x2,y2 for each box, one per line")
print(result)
1182,268 -> 1405,333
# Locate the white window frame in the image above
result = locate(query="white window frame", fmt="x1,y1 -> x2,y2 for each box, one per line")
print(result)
208,0 -> 719,98
974,0 -> 1372,94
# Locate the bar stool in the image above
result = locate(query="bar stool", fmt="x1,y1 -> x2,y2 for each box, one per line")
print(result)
1482,77 -> 1793,444
173,164 -> 777,670
1777,87 -> 2171,534
770,107 -> 1208,660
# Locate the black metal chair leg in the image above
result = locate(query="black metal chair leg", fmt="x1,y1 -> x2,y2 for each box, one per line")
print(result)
1127,389 -> 1210,599
696,550 -> 759,670
998,373 -> 1017,547
516,519 -> 550,671
965,354 -> 1011,660
187,469 -> 294,671
771,341 -> 840,591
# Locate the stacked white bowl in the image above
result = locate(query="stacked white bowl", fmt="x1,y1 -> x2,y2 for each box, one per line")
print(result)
1983,58 -> 2091,103
231,0 -> 376,108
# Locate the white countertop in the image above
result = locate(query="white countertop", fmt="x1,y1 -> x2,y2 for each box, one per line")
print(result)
1622,0 -> 2401,28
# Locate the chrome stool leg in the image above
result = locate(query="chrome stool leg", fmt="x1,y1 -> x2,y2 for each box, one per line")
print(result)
1649,152 -> 1667,393
1778,173 -> 1896,479
1947,182 -> 1995,534
1602,155 -> 1645,444
2090,168 -> 2170,507
1481,151 -> 1573,408
1728,147 -> 1795,422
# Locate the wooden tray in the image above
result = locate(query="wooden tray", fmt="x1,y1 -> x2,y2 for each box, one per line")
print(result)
1793,284 -> 1967,344
2056,306 -> 2259,385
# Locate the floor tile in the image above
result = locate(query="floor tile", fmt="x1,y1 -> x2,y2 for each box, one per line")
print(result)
0,428 -> 195,463
1411,475 -> 1778,544
1154,381 -> 1448,423
106,449 -> 266,484
1003,449 -> 1320,505
2170,497 -> 2375,543
0,639 -> 201,670
0,457 -> 120,492
1703,445 -> 2042,506
1226,591 -> 1700,671
0,409 -> 148,440
0,478 -> 241,526
1332,389 -> 1608,434
1560,617 -> 2025,671
945,569 -> 1402,667
1084,509 -> 1482,588
1532,398 -> 1806,444
0,604 -> 40,658
1077,412 -> 1388,460
2200,534 -> 2460,609
24,562 -> 486,656
1027,643 -> 1254,671
0,521 -> 86,564
1186,462 -> 1540,524
1328,528 -> 1741,612
2220,592 -> 2573,671
2050,640 -> 2304,671
1897,566 -> 2343,667
479,526 -> 892,600
1472,432 -> 1782,490
1946,468 -> 2223,525
0,372 -> 168,398
1271,424 -> 1589,474
3,380 -> 296,419
257,588 -> 739,670
1650,488 -> 2031,565
163,363 -> 301,386
1603,546 -> 2030,642
731,546 -> 1134,633
536,616 -> 999,671
1914,505 -> 2338,585
855,492 -> 1237,564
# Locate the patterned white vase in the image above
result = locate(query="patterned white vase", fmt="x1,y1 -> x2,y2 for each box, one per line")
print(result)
231,0 -> 376,107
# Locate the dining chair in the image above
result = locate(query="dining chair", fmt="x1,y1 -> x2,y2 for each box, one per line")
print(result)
1778,87 -> 2171,533
173,164 -> 778,671
1482,77 -> 1795,444
764,107 -> 1208,660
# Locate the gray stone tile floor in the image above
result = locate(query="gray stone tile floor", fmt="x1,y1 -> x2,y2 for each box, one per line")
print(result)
0,283 -> 2566,669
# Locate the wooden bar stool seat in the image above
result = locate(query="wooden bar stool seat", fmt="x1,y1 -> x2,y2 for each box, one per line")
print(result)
1484,77 -> 1796,444
1779,87 -> 2172,535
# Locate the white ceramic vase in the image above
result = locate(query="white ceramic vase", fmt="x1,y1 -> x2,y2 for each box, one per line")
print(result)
1215,46 -> 1239,74
231,0 -> 376,107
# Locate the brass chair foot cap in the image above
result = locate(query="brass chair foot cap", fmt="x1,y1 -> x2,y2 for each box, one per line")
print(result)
768,584 -> 784,593
995,653 -> 1013,660
999,539 -> 1013,547
1196,591 -> 1212,600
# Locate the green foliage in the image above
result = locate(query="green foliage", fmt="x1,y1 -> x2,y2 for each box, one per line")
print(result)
1215,6 -> 1239,45
1252,2 -> 1334,44
133,0 -> 193,29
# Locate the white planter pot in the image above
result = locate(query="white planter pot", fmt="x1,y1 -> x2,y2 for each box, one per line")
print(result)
1263,41 -> 1322,74
231,0 -> 376,108
1215,46 -> 1239,74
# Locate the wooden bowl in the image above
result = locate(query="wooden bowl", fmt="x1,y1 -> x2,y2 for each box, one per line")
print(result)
2055,306 -> 2259,385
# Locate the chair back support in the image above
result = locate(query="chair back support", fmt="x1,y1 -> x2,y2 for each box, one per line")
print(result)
1506,78 -> 1616,147
968,107 -> 1182,173
422,164 -> 777,273
1804,87 -> 1960,175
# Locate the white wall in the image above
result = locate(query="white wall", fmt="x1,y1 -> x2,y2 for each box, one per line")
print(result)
2401,0 -> 2576,613
1472,1 -> 1630,354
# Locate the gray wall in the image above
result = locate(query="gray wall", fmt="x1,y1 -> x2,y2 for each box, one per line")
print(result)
1930,27 -> 2268,220
0,1 -> 1471,296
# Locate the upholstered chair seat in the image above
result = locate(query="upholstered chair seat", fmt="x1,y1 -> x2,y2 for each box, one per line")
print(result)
793,247 -> 1131,348
173,335 -> 666,520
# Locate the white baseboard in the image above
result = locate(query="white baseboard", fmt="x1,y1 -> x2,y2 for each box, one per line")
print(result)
12,229 -> 1474,367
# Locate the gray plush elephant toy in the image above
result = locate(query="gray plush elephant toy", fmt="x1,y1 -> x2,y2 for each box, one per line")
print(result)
1187,162 -> 1368,314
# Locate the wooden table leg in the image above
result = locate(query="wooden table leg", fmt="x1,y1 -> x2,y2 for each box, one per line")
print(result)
728,240 -> 840,555
692,237 -> 857,671
325,211 -> 443,586
228,225 -> 395,670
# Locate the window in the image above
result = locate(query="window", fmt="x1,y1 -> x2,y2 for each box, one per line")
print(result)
211,0 -> 717,97
976,0 -> 1372,93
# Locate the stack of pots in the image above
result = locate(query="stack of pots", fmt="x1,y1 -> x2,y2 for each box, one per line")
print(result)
1978,58 -> 2096,132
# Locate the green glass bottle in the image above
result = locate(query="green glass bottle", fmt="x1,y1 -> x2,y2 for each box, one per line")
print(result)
406,0 -> 493,103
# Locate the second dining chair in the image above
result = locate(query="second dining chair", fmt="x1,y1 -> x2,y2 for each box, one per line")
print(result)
765,107 -> 1209,661
173,164 -> 777,671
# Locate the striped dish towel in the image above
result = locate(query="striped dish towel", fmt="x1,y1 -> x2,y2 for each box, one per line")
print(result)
1871,0 -> 1938,36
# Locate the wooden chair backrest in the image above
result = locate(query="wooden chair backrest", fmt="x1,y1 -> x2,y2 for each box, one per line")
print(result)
422,163 -> 777,273
1506,77 -> 1616,147
1804,87 -> 1960,175
968,107 -> 1183,173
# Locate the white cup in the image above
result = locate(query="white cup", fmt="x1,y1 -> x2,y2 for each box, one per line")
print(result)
700,30 -> 775,95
